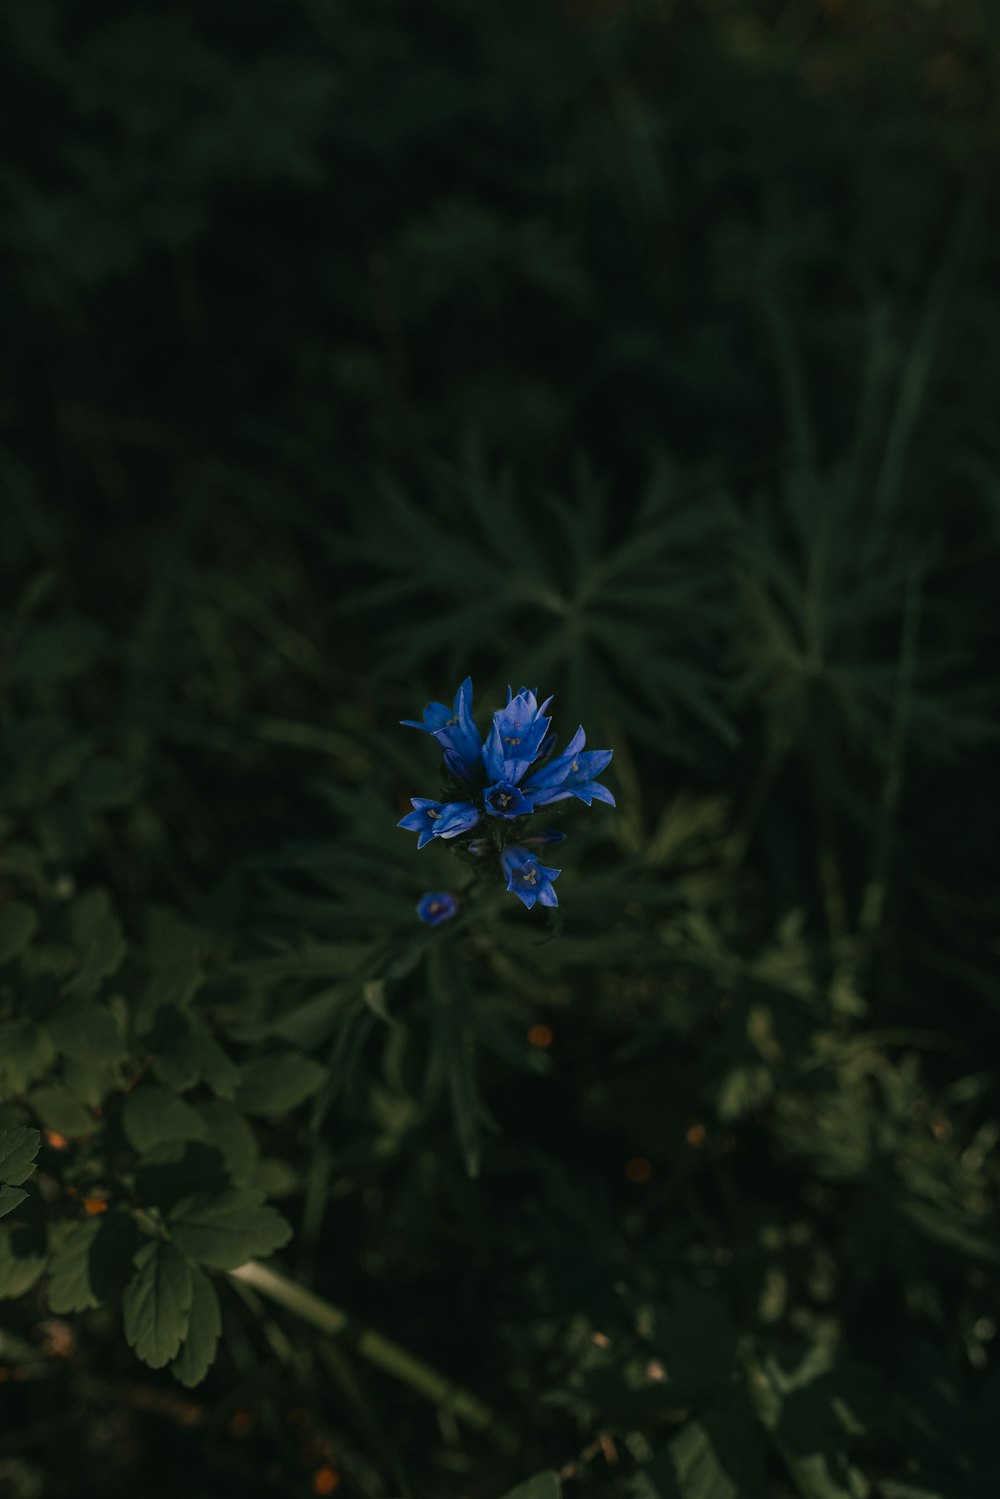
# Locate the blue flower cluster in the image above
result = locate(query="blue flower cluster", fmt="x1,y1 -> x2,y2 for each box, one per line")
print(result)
397,679 -> 614,909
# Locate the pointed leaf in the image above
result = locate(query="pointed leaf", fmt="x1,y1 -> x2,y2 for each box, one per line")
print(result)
0,1125 -> 41,1186
171,1265 -> 222,1388
122,1240 -> 193,1368
0,1185 -> 27,1220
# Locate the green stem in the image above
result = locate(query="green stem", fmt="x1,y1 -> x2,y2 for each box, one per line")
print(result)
228,1260 -> 513,1447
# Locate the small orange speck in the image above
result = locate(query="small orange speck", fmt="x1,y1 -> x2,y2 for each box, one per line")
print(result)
685,1122 -> 708,1148
312,1468 -> 340,1495
229,1409 -> 253,1437
591,1331 -> 612,1349
626,1156 -> 653,1184
82,1197 -> 108,1215
645,1358 -> 667,1383
44,1130 -> 68,1149
527,1024 -> 554,1050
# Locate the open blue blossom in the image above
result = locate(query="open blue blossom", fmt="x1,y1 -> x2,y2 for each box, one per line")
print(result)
521,726 -> 615,807
483,687 -> 552,774
416,892 -> 458,926
483,778 -> 535,819
501,845 -> 561,910
397,679 -> 613,909
401,676 -> 481,778
397,797 -> 481,849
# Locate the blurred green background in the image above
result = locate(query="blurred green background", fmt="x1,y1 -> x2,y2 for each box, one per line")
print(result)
2,1 -> 1000,1496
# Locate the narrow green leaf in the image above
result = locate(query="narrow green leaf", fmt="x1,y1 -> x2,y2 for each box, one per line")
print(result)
123,1240 -> 193,1369
170,1265 -> 222,1388
168,1189 -> 292,1269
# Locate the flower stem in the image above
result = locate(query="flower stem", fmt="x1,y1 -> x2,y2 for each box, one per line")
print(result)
228,1260 -> 513,1446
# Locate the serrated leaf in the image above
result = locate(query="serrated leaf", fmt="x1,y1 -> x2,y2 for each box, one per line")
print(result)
0,1125 -> 41,1187
67,889 -> 126,1000
0,902 -> 39,964
122,1085 -> 207,1154
500,1476 -> 562,1499
123,1240 -> 193,1369
46,1211 -> 138,1312
0,1185 -> 27,1219
170,1265 -> 222,1387
0,1223 -> 47,1298
168,1189 -> 292,1269
48,1000 -> 126,1065
48,1219 -> 103,1312
234,1053 -> 327,1115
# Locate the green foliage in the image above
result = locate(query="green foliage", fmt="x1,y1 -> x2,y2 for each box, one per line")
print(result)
1,0 -> 999,1496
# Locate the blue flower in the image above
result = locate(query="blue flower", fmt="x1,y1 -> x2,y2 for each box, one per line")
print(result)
397,681 -> 614,902
401,676 -> 481,777
416,892 -> 458,925
483,778 -> 535,819
397,797 -> 481,849
501,845 -> 561,910
522,726 -> 615,808
482,687 -> 552,785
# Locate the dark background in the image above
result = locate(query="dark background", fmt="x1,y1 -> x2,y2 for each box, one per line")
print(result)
2,2 -> 1000,1496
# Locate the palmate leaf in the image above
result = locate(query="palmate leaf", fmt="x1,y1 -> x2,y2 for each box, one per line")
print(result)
168,1189 -> 292,1269
338,450 -> 732,749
